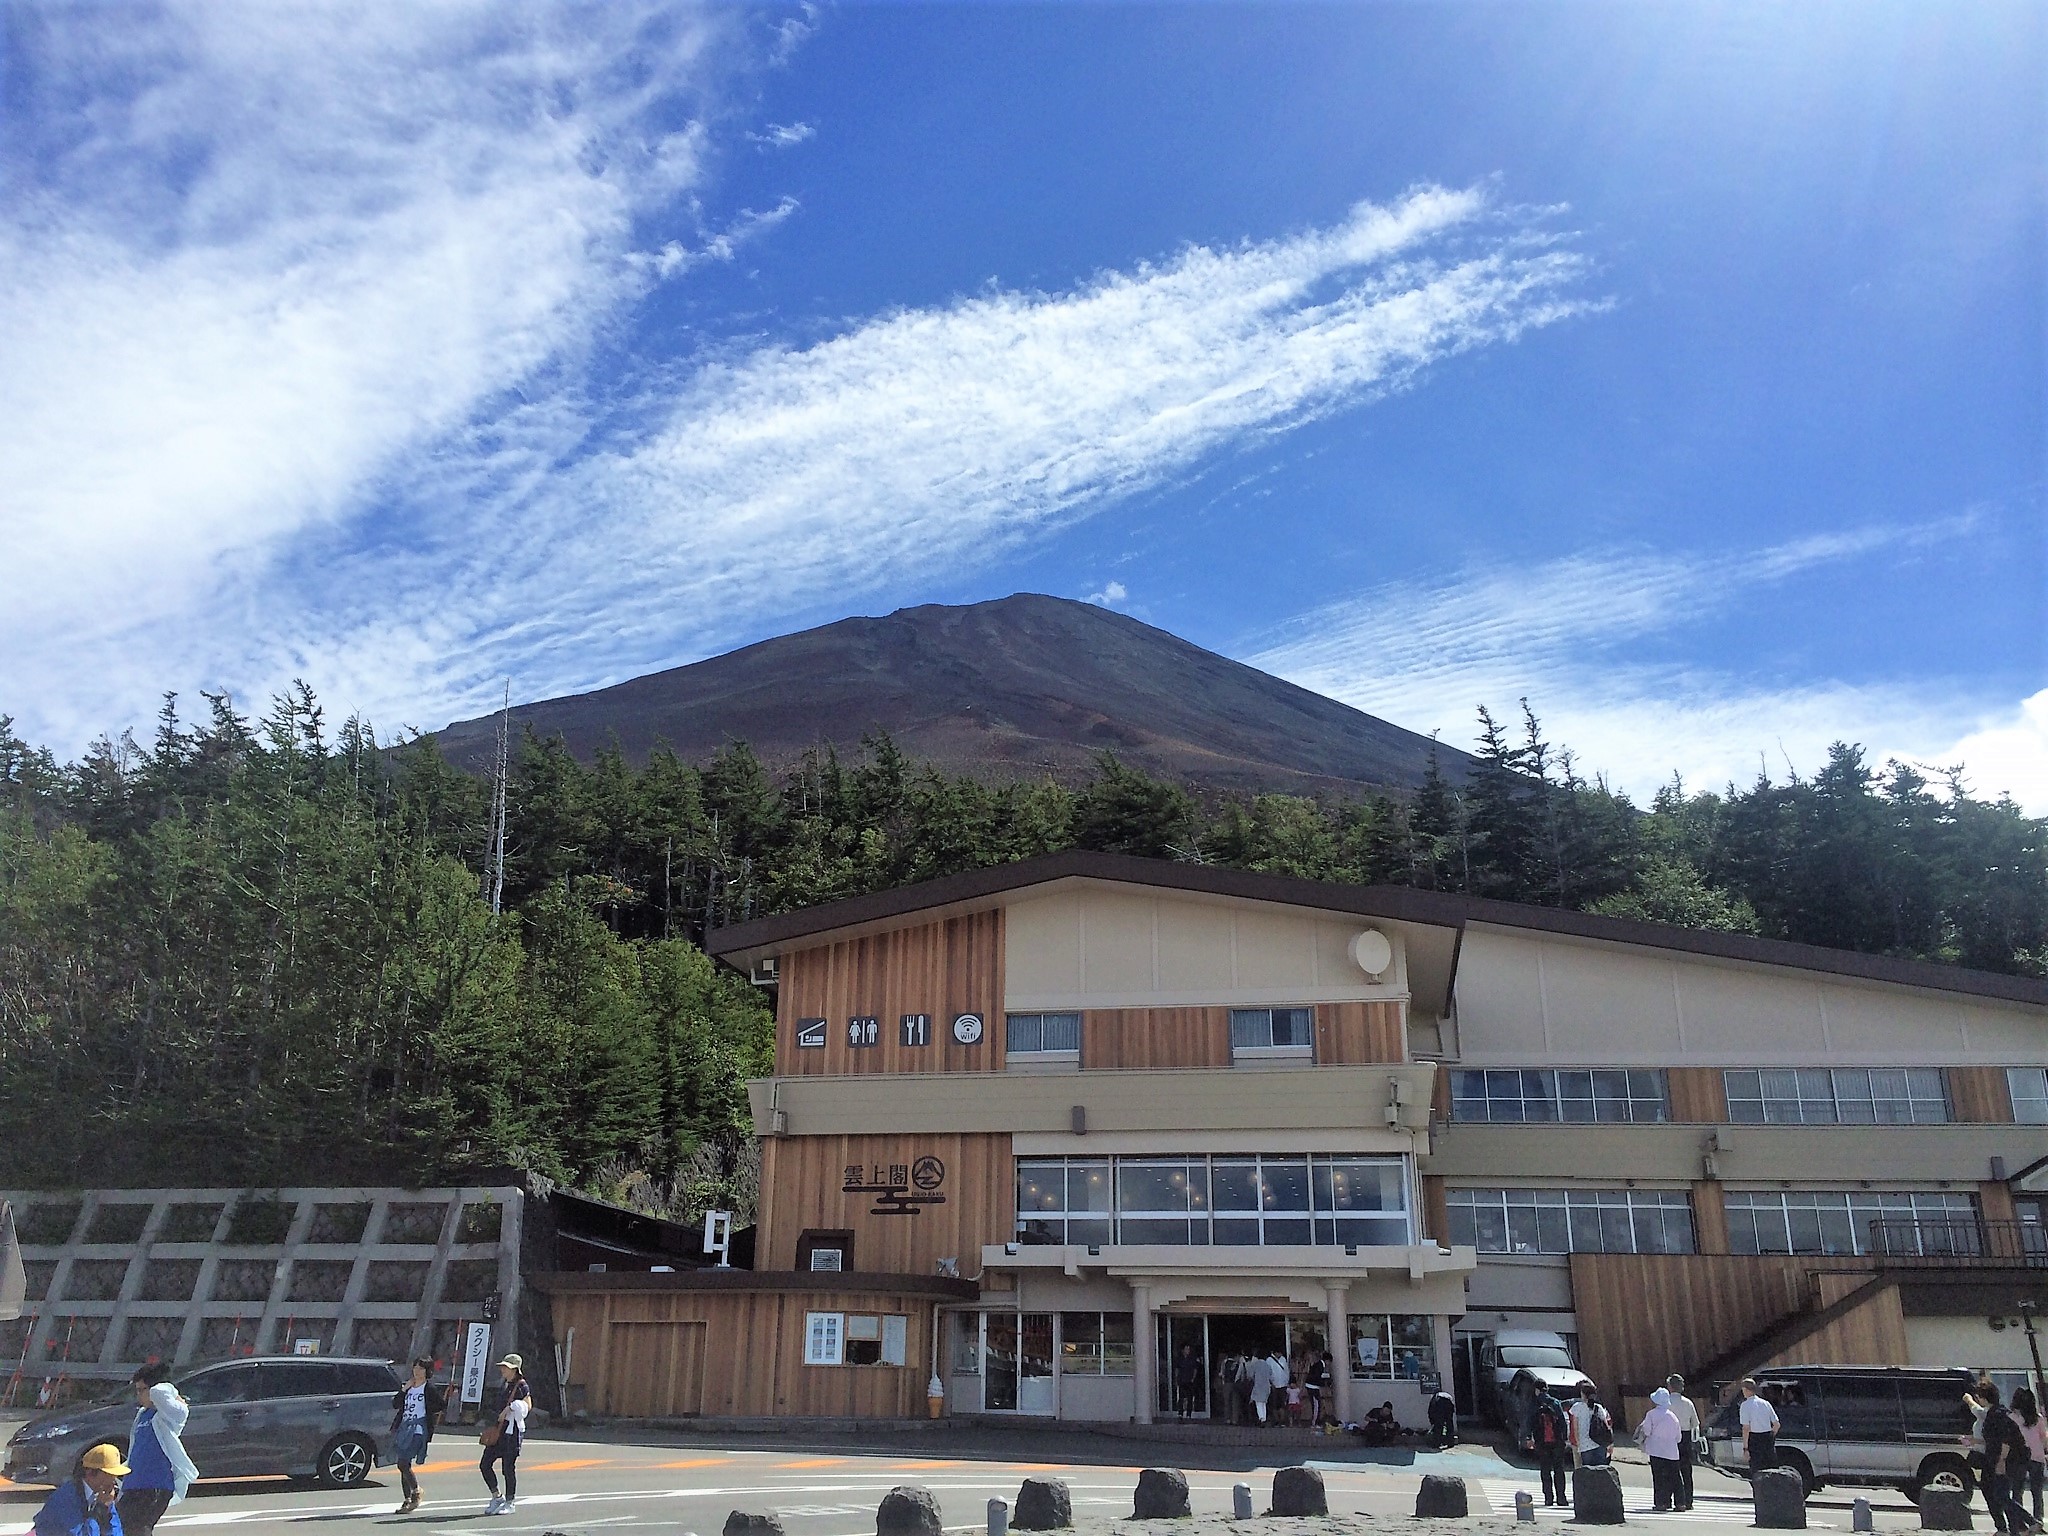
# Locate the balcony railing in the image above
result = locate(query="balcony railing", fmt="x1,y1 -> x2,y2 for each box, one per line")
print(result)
1868,1217 -> 2048,1266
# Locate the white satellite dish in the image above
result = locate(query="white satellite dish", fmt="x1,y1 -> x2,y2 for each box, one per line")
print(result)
1350,928 -> 1393,979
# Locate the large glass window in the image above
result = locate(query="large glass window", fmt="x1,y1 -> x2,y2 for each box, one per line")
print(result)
2009,1069 -> 2048,1125
1230,1008 -> 1314,1052
1445,1188 -> 1695,1255
1724,1191 -> 1977,1256
1449,1069 -> 1667,1123
1723,1068 -> 1948,1125
1348,1314 -> 1438,1381
1006,1013 -> 1081,1056
1016,1153 -> 1410,1247
1058,1312 -> 1134,1375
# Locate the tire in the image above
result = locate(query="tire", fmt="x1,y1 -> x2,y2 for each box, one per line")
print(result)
1773,1450 -> 1817,1496
1910,1454 -> 1976,1500
316,1433 -> 375,1489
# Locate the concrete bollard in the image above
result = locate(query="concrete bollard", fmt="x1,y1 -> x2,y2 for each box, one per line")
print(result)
988,1499 -> 1009,1536
1853,1500 -> 1873,1533
1517,1490 -> 1536,1523
1233,1484 -> 1254,1520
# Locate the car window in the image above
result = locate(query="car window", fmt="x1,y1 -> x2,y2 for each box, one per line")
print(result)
1760,1380 -> 1816,1439
180,1365 -> 260,1405
260,1362 -> 342,1399
1902,1381 -> 1975,1438
335,1363 -> 402,1394
1821,1379 -> 1904,1444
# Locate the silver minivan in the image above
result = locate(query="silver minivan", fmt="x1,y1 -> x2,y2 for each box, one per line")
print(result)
1704,1366 -> 1978,1498
5,1356 -> 403,1489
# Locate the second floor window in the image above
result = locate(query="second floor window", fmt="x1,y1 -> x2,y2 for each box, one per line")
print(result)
1450,1069 -> 1667,1123
1723,1068 -> 1949,1125
1016,1152 -> 1410,1248
1724,1190 -> 1975,1256
2010,1068 -> 2048,1124
1006,1012 -> 1081,1056
1446,1187 -> 1695,1255
1230,1008 -> 1314,1053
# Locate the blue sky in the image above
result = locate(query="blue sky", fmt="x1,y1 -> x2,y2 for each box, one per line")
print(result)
3,1 -> 2043,807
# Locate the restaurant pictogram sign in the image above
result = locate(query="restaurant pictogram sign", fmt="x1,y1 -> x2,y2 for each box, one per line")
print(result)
843,1154 -> 948,1216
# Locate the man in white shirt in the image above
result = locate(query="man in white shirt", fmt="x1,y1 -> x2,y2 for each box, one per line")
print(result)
1739,1377 -> 1781,1475
1665,1373 -> 1702,1512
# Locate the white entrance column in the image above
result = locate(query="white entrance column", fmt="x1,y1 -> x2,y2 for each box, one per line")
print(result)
1132,1283 -> 1155,1425
1325,1281 -> 1352,1424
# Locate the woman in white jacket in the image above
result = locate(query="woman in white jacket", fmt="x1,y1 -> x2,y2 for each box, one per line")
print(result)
122,1367 -> 200,1536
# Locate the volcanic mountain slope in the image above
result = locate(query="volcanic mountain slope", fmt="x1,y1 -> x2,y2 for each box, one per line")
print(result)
434,594 -> 1466,796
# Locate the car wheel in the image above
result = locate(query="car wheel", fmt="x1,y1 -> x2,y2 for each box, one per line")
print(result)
1774,1450 -> 1817,1496
1913,1454 -> 1975,1498
316,1434 -> 375,1488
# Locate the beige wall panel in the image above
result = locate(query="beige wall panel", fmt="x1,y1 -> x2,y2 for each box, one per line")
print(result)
1670,965 -> 1828,1059
1005,884 -> 1403,1011
1818,983 -> 1969,1059
1427,1123 -> 2044,1184
1004,893 -> 1083,1001
1450,929 -> 1552,1058
1084,891 -> 1159,995
1908,1316 -> 2044,1374
756,1063 -> 1437,1143
1538,941 -> 1683,1057
1156,903 -> 1238,994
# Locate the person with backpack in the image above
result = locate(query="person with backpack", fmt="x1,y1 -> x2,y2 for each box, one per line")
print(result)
1638,1388 -> 1686,1512
390,1356 -> 446,1514
2014,1387 -> 2046,1523
1983,1383 -> 2041,1536
1530,1386 -> 1572,1505
1571,1381 -> 1615,1468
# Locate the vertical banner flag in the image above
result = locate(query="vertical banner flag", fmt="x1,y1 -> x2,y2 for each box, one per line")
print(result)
461,1322 -> 493,1404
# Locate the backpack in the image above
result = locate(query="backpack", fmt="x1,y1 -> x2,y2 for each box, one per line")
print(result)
1533,1399 -> 1566,1447
1589,1404 -> 1615,1447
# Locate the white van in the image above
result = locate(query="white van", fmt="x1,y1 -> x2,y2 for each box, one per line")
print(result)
1703,1366 -> 1978,1497
1476,1329 -> 1596,1429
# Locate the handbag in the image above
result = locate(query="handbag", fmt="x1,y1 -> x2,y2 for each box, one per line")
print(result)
479,1422 -> 502,1448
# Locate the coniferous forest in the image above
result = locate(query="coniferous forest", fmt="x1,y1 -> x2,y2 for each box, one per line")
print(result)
2,689 -> 2043,1205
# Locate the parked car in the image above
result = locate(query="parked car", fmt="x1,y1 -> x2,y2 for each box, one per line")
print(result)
1475,1329 -> 1595,1431
1703,1365 -> 1978,1498
5,1356 -> 403,1489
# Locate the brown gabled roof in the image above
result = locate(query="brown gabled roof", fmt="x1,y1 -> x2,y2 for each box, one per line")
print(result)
705,849 -> 2048,1009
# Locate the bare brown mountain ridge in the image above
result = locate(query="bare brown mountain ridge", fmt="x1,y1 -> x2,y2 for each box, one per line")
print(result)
433,594 -> 1469,796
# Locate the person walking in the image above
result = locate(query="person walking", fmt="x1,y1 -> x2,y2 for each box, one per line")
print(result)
391,1356 -> 445,1514
2015,1387 -> 2047,1524
122,1366 -> 197,1536
1267,1348 -> 1291,1427
1570,1382 -> 1615,1468
1172,1343 -> 1202,1421
1530,1385 -> 1573,1507
1983,1383 -> 2041,1536
480,1354 -> 530,1515
1304,1350 -> 1332,1429
1638,1388 -> 1686,1512
1739,1377 -> 1780,1476
1665,1373 -> 1701,1512
34,1444 -> 127,1536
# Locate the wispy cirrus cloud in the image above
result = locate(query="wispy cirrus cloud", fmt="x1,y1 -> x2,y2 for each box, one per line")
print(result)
1247,519 -> 2048,811
6,67 -> 1600,757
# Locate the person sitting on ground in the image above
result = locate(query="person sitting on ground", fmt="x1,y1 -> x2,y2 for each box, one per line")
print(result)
1360,1400 -> 1400,1446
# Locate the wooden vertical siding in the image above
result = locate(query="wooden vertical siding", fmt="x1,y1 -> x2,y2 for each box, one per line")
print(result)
1420,1175 -> 1449,1245
1948,1066 -> 2016,1124
757,1132 -> 1014,1272
1431,1067 -> 1452,1120
1316,1001 -> 1408,1064
1981,1181 -> 2019,1223
1666,1068 -> 1728,1123
550,1286 -> 940,1418
1759,1283 -> 1908,1371
1691,1181 -> 1730,1255
1082,1008 -> 1231,1069
775,911 -> 1004,1076
1568,1253 -> 1879,1398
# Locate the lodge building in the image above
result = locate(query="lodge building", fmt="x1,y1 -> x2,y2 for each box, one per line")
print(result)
534,851 -> 2048,1427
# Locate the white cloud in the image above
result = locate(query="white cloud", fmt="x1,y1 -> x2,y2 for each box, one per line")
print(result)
1247,523 -> 2048,813
750,121 -> 815,148
1087,580 -> 1130,607
6,146 -> 1597,749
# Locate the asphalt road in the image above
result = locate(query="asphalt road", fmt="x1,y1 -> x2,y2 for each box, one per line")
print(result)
0,1427 -> 1930,1536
